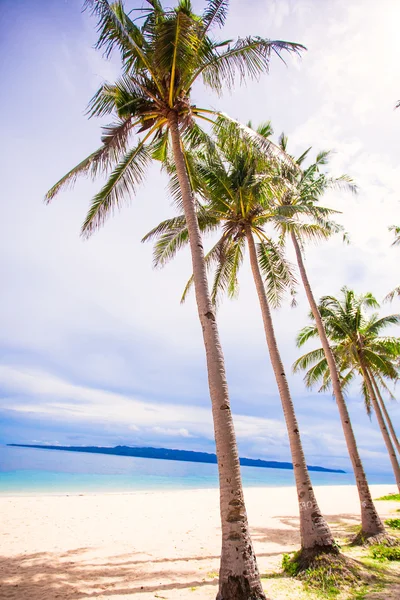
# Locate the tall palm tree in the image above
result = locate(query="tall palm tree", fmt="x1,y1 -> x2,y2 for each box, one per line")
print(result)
293,288 -> 400,492
266,140 -> 387,540
44,1 -> 304,596
143,127 -> 339,561
385,225 -> 400,303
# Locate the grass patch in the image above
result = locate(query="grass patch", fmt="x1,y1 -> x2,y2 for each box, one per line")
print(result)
375,493 -> 400,501
281,550 -> 365,597
369,543 -> 400,562
385,518 -> 400,530
206,571 -> 218,579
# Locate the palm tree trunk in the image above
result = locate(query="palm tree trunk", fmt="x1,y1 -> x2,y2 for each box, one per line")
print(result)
371,377 -> 400,456
290,231 -> 385,538
361,364 -> 400,491
168,112 -> 266,600
246,227 -> 336,554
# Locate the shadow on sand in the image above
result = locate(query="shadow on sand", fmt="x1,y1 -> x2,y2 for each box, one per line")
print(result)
0,513 -> 372,599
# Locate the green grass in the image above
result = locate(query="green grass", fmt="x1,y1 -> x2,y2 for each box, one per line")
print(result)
369,544 -> 400,562
206,571 -> 218,579
282,552 -> 300,577
281,551 -> 361,597
375,493 -> 400,501
385,518 -> 400,530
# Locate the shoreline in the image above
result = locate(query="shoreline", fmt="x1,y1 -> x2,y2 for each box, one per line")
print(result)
0,473 -> 396,499
0,475 -> 396,499
0,480 -> 396,499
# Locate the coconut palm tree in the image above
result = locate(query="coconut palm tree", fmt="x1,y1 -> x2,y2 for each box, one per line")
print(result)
293,288 -> 400,491
264,140 -> 387,540
143,126 -> 339,562
385,225 -> 400,303
44,1 -> 304,596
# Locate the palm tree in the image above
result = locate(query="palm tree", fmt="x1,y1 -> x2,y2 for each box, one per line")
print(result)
293,288 -> 400,492
143,126 -> 339,562
266,141 -> 387,540
385,225 -> 400,303
44,1 -> 304,596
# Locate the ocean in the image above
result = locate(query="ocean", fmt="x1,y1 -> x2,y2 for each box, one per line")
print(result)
0,445 -> 394,495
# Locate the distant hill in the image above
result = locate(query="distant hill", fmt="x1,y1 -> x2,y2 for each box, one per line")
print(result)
8,443 -> 345,473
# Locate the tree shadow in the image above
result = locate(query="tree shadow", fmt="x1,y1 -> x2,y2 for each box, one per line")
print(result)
250,513 -> 362,546
0,547 -> 284,599
0,549 -> 220,599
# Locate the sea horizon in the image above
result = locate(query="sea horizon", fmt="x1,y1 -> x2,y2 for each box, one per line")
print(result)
0,445 -> 395,497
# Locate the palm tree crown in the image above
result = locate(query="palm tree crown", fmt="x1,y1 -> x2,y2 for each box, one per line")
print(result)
294,287 -> 400,409
267,135 -> 357,247
143,122 -> 297,307
45,0 -> 303,235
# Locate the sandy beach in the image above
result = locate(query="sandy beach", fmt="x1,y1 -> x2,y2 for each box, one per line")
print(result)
0,484 -> 398,600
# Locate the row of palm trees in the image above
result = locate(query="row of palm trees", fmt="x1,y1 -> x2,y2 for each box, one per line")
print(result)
143,123 -> 399,541
45,1 -> 399,598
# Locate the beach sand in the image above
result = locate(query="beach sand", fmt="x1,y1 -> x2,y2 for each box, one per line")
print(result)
0,484 -> 398,599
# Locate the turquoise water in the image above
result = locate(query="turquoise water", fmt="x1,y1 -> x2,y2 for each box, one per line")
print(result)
0,445 -> 394,495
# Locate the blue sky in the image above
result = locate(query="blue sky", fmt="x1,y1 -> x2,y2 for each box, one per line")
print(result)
1,0 -> 399,474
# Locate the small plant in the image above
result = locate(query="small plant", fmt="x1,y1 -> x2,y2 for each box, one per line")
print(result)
282,552 -> 300,576
375,493 -> 400,501
370,544 -> 400,561
302,564 -> 341,596
206,571 -> 218,579
385,518 -> 400,530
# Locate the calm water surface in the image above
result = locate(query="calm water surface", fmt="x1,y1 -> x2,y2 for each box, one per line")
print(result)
0,445 -> 394,495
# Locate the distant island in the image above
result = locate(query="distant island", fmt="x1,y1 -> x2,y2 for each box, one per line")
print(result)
8,443 -> 345,473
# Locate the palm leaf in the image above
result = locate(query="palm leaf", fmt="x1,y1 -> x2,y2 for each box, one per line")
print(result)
384,285 -> 400,303
191,37 -> 305,93
81,138 -> 152,237
296,325 -> 319,348
201,0 -> 229,35
389,225 -> 400,246
257,239 -> 297,308
45,117 -> 136,202
180,236 -> 228,303
293,347 -> 326,373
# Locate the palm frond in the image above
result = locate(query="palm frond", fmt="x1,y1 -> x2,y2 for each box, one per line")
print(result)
151,224 -> 190,267
84,0 -> 163,89
201,0 -> 229,35
141,215 -> 187,243
303,357 -> 329,390
257,238 -> 297,308
364,313 -> 400,336
292,347 -> 326,373
81,138 -> 152,237
384,285 -> 400,303
180,236 -> 229,304
360,377 -> 372,417
215,114 -> 299,170
45,117 -> 136,202
296,325 -> 319,348
327,174 -> 358,195
192,37 -> 305,94
45,147 -> 105,202
389,225 -> 400,247
210,237 -> 241,307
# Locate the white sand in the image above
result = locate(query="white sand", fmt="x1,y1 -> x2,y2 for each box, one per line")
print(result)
0,484 -> 398,599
